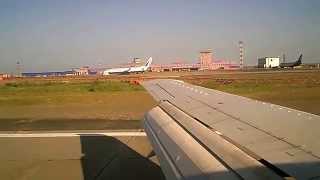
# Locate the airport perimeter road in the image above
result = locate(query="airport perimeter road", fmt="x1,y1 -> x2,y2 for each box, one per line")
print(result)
142,79 -> 320,179
0,132 -> 165,180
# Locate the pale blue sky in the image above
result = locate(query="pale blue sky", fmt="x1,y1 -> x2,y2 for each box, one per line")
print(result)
0,0 -> 319,72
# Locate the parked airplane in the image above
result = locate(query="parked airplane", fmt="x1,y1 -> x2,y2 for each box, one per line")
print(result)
103,57 -> 152,75
279,54 -> 302,68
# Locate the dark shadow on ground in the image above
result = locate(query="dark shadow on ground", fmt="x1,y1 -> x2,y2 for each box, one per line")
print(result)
0,118 -> 142,131
79,135 -> 165,180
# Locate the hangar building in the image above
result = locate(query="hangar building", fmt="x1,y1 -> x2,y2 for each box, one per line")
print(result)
258,57 -> 280,68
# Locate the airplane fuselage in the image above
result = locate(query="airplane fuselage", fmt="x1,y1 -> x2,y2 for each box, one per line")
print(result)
279,54 -> 302,68
103,57 -> 152,76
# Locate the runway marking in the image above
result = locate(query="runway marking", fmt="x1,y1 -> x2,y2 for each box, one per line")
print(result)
0,132 -> 147,138
173,80 -> 184,83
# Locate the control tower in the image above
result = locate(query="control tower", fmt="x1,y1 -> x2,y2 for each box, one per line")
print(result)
199,49 -> 213,68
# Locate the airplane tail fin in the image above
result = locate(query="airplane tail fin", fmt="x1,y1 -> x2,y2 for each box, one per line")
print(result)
297,54 -> 302,63
144,57 -> 153,69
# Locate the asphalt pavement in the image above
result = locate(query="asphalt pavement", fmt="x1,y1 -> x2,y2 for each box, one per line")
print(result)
0,132 -> 165,180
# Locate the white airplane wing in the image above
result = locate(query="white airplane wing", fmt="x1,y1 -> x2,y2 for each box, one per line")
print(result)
143,79 -> 320,180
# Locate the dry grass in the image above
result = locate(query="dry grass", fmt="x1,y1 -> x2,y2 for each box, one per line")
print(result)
1,70 -> 319,130
0,91 -> 155,121
0,79 -> 156,130
184,71 -> 320,115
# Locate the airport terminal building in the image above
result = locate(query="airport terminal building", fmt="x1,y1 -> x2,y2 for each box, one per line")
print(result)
150,49 -> 239,72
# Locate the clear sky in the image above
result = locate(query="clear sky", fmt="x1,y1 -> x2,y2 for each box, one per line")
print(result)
0,0 -> 319,72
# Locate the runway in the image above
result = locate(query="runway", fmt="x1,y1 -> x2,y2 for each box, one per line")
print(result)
0,131 -> 146,138
142,79 -> 320,179
0,131 -> 164,180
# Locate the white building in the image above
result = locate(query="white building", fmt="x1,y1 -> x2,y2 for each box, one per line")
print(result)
73,66 -> 89,76
258,57 -> 280,68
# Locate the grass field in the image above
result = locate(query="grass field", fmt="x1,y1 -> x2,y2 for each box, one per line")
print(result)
184,71 -> 320,115
1,70 -> 319,130
0,79 -> 156,130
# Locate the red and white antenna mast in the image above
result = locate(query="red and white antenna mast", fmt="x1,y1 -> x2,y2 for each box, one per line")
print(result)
239,41 -> 244,69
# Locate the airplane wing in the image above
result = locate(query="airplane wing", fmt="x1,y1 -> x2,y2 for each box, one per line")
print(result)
142,79 -> 320,180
